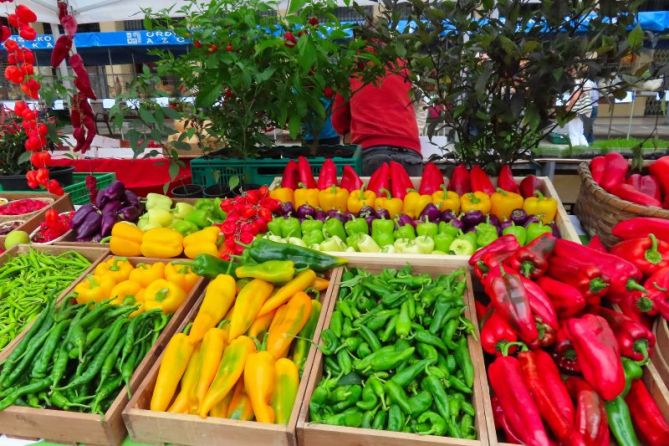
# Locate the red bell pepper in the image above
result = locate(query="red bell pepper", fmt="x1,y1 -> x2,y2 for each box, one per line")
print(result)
491,396 -> 524,444
612,217 -> 669,244
597,307 -> 655,362
644,266 -> 669,320
484,269 -> 538,344
590,155 -> 607,185
497,164 -> 519,194
317,158 -> 337,190
475,300 -> 488,321
519,175 -> 542,198
448,163 -> 470,195
470,165 -> 495,194
481,311 -> 518,355
389,160 -> 414,199
566,377 -> 611,446
281,160 -> 299,189
504,233 -> 555,279
520,276 -> 558,346
599,152 -> 628,192
618,294 -> 655,329
626,173 -> 662,202
587,235 -> 607,252
553,239 -> 644,297
469,234 -> 520,280
297,156 -> 317,188
625,379 -> 669,446
610,234 -> 669,276
555,326 -> 580,373
547,255 -> 609,305
418,162 -> 444,195
339,165 -> 362,192
366,162 -> 390,196
518,349 -> 577,442
609,183 -> 662,207
649,155 -> 669,199
536,276 -> 586,319
488,354 -> 551,446
565,314 -> 626,401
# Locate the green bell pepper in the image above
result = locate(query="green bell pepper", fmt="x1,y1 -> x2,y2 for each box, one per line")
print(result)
170,218 -> 199,235
475,221 -> 499,247
438,221 -> 461,238
526,222 -> 552,243
301,218 -> 324,235
434,233 -> 454,252
372,218 -> 395,247
184,209 -> 210,229
303,229 -> 325,247
173,202 -> 194,219
416,218 -> 438,238
394,224 -> 416,240
344,217 -> 368,236
281,217 -> 302,239
356,234 -> 381,253
415,235 -> 435,254
267,218 -> 283,236
323,218 -> 347,241
449,232 -> 477,256
502,223 -> 527,246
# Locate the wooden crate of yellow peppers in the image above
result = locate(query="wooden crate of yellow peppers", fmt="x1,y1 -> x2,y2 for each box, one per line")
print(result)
123,260 -> 337,446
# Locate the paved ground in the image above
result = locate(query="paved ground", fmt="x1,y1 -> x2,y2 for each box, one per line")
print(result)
594,115 -> 669,138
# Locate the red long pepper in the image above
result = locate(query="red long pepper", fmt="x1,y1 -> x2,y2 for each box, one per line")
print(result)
281,160 -> 299,189
491,396 -> 524,444
610,234 -> 669,276
554,326 -> 580,373
648,155 -> 669,199
609,183 -> 662,207
612,217 -> 669,243
484,269 -> 538,344
339,165 -> 362,192
519,175 -> 542,198
566,377 -> 611,446
448,164 -> 470,195
317,158 -> 337,190
566,314 -> 626,401
468,235 -> 520,280
599,152 -> 628,192
547,255 -> 609,305
470,165 -> 495,194
625,379 -> 669,446
519,349 -> 577,442
597,307 -> 655,362
536,276 -> 586,319
50,34 -> 72,68
389,160 -> 413,199
418,162 -> 444,195
589,155 -> 607,185
504,233 -> 555,279
497,164 -> 519,194
626,173 -> 662,201
520,276 -> 558,347
297,156 -> 317,188
366,162 -> 390,196
481,311 -> 518,355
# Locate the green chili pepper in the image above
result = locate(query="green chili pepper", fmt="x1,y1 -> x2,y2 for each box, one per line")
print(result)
408,390 -> 433,416
3,313 -> 54,389
442,318 -> 460,350
330,310 -> 343,338
429,300 -> 452,334
354,346 -> 397,372
422,375 -> 451,422
337,350 -> 353,376
342,318 -> 353,338
606,396 -> 640,446
416,411 -> 448,436
0,377 -> 50,411
385,380 -> 413,415
454,337 -> 474,389
372,410 -> 387,429
325,356 -> 342,375
356,325 -> 382,352
356,383 -> 378,411
356,342 -> 371,358
390,359 -> 435,388
447,375 -> 473,394
395,301 -> 411,338
361,410 -> 375,429
417,343 -> 439,362
323,408 -> 364,427
414,326 -> 448,354
91,375 -> 124,414
30,319 -> 68,379
319,329 -> 340,355
387,404 -> 404,431
336,300 -> 355,320
379,315 -> 398,343
450,393 -> 462,419
333,385 -> 363,412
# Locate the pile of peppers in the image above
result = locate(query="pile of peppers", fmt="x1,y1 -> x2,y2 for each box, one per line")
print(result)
310,266 -> 477,439
150,261 -> 330,424
475,233 -> 669,446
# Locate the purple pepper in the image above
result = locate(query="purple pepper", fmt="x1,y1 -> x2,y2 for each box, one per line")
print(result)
340,211 -> 354,222
550,222 -> 561,238
419,204 -> 441,222
296,205 -> 316,220
118,205 -> 141,222
71,203 -> 96,229
524,215 -> 541,227
510,209 -> 528,226
462,211 -> 485,229
375,208 -> 391,220
275,202 -> 294,217
102,200 -> 123,216
439,210 -> 456,223
500,220 -> 514,231
100,211 -> 117,237
396,214 -> 415,228
358,206 -> 376,218
364,213 -> 377,227
76,212 -> 102,240
326,210 -> 347,223
488,215 -> 500,227
124,189 -> 140,208
314,210 -> 327,222
450,218 -> 465,231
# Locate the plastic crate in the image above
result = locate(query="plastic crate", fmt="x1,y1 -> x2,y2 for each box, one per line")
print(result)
63,172 -> 116,205
191,145 -> 362,188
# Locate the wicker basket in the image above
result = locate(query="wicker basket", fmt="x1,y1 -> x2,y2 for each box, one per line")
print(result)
573,162 -> 669,247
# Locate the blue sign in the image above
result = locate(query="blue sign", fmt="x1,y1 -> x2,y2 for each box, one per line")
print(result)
1,30 -> 190,51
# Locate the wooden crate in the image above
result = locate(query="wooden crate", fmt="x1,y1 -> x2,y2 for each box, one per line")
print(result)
122,269 -> 341,446
653,318 -> 669,385
0,244 -> 109,361
0,255 -> 207,446
296,256 -> 489,446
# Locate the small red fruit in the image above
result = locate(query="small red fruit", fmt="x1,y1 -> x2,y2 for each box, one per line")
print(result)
226,43 -> 233,52
194,40 -> 202,48
284,32 -> 297,47
19,26 -> 37,41
308,17 -> 319,26
208,43 -> 218,53
323,86 -> 334,98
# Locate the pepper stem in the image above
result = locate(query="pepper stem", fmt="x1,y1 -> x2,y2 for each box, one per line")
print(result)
627,280 -> 647,293
634,340 -> 650,364
497,341 -> 527,356
589,278 -> 608,293
645,234 -> 663,265
652,281 -> 668,292
637,295 -> 654,313
521,261 -> 534,278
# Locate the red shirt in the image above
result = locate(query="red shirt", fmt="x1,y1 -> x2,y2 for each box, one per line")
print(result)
331,67 -> 420,154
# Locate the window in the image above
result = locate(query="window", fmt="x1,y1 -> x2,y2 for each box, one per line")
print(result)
44,22 -> 101,33
640,1 -> 669,11
124,20 -> 145,31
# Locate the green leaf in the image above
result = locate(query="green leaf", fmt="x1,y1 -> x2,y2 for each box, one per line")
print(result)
628,24 -> 643,49
288,114 -> 301,139
139,107 -> 157,125
17,151 -> 31,165
228,175 -> 240,190
168,161 -> 180,181
288,0 -> 307,15
195,84 -> 222,108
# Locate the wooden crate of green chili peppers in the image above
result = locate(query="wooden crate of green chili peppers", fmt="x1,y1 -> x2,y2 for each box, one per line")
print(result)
0,244 -> 109,361
297,258 -> 489,446
0,257 -> 206,446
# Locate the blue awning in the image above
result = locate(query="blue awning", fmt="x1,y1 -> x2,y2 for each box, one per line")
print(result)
1,30 -> 190,51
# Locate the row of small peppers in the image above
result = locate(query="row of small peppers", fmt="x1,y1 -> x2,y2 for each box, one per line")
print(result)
473,233 -> 669,445
310,266 -> 477,438
150,259 -> 331,423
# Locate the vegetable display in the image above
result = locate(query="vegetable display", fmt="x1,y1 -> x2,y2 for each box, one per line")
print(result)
309,266 -> 477,439
0,248 -> 91,350
0,198 -> 49,216
109,223 -> 223,259
137,194 -> 226,235
149,260 -> 327,423
31,209 -> 73,243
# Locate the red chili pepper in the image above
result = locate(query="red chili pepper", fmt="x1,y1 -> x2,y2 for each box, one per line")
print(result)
317,158 -> 337,190
61,14 -> 78,37
612,217 -> 669,244
296,156 -> 317,188
644,266 -> 669,320
339,165 -> 362,192
74,74 -> 97,100
16,5 -> 37,23
468,234 -> 520,279
536,276 -> 586,319
649,155 -> 669,200
566,377 -> 610,446
280,160 -> 298,189
497,164 -> 519,194
520,276 -> 558,347
481,310 -> 518,355
50,35 -> 72,68
491,396 -> 525,444
389,160 -> 413,199
35,168 -> 49,186
625,379 -> 669,446
518,349 -> 577,442
547,255 -> 609,305
19,26 -> 36,41
609,183 -> 662,207
587,235 -> 607,252
598,152 -> 628,192
484,269 -> 538,344
418,162 -> 444,195
504,233 -> 555,278
469,165 -> 495,194
448,164 -> 470,195
554,326 -> 580,373
488,353 -> 551,446
565,314 -> 626,401
627,173 -> 662,201
366,162 -> 390,196
597,307 -> 655,362
610,234 -> 669,276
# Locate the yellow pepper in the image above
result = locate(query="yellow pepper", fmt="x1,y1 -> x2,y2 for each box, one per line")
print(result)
312,277 -> 330,291
109,222 -> 143,257
94,257 -> 134,284
461,192 -> 492,214
151,333 -> 195,411
129,262 -> 165,287
165,262 -> 200,293
270,188 -> 294,206
168,344 -> 202,414
347,189 -> 376,214
491,189 -> 525,221
244,351 -> 276,423
140,227 -> 184,258
375,194 -> 403,218
143,279 -> 188,314
227,377 -> 254,421
210,392 -> 234,418
294,188 -> 319,209
196,328 -> 228,408
109,280 -> 143,305
271,358 -> 299,425
258,269 -> 316,317
403,191 -> 433,219
73,274 -> 115,304
432,190 -> 461,213
183,227 -> 220,260
229,279 -> 274,340
199,335 -> 256,418
523,192 -> 558,224
318,186 -> 349,212
267,291 -> 312,359
190,274 -> 236,343
247,309 -> 276,338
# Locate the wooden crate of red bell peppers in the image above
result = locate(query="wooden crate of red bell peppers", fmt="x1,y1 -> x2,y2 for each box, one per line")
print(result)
472,231 -> 669,445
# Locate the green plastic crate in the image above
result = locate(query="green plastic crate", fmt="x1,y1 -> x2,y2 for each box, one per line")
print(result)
63,172 -> 116,205
191,145 -> 362,188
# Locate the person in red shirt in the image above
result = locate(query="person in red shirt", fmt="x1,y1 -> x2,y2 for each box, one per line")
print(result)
331,61 -> 422,175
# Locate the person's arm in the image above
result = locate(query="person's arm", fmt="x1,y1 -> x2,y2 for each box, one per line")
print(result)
331,93 -> 351,136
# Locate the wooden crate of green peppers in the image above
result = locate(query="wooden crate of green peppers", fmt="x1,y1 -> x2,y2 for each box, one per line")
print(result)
297,260 -> 489,446
0,244 -> 109,360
